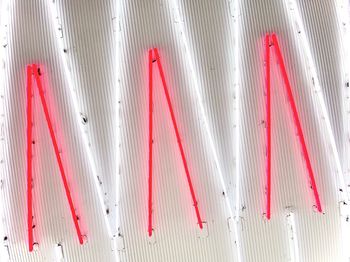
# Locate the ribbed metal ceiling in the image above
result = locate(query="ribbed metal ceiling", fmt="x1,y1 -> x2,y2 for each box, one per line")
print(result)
0,0 -> 349,261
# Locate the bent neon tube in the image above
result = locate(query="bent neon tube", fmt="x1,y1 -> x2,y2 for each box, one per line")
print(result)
26,64 -> 83,251
147,48 -> 203,236
264,34 -> 322,218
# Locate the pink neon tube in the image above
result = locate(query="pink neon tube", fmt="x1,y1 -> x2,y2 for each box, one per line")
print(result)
26,64 -> 84,251
265,34 -> 272,220
270,34 -> 322,213
153,48 -> 203,230
26,65 -> 34,251
148,49 -> 154,237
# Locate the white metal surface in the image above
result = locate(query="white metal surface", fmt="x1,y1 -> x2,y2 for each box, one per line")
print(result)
0,0 -> 348,261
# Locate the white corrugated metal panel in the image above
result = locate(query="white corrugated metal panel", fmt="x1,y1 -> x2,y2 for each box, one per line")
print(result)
0,0 -> 348,261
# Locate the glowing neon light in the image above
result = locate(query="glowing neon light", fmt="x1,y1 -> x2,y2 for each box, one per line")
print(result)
273,33 -> 323,209
147,49 -> 154,237
286,0 -> 349,259
168,0 -> 233,218
47,0 -> 113,236
147,48 -> 203,236
26,65 -> 34,252
265,34 -> 322,218
169,1 -> 242,259
283,0 -> 346,201
26,64 -> 83,251
265,34 -> 272,220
